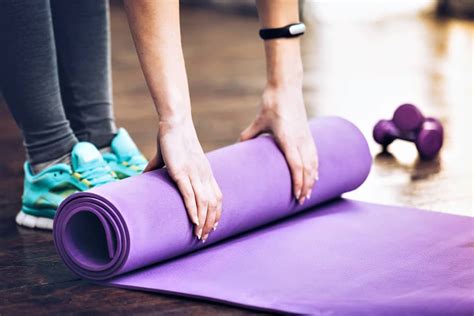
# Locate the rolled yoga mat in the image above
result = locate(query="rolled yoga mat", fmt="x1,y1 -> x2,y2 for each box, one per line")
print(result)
54,117 -> 474,315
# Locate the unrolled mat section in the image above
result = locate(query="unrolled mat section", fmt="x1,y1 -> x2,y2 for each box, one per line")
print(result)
54,117 -> 474,315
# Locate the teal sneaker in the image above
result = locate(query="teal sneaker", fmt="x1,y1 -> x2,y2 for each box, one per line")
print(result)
102,128 -> 148,179
16,142 -> 117,230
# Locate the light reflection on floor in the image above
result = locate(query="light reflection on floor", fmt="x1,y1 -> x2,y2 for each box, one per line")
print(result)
302,2 -> 473,215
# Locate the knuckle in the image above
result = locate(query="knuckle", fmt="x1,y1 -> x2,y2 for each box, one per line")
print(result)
215,190 -> 223,202
187,206 -> 197,215
293,171 -> 303,182
286,152 -> 297,163
173,172 -> 187,183
204,222 -> 214,231
208,200 -> 218,210
197,197 -> 208,208
182,190 -> 193,199
294,180 -> 303,189
293,163 -> 303,173
313,159 -> 319,169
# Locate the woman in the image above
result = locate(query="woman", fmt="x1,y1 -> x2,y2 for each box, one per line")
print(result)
0,0 -> 318,242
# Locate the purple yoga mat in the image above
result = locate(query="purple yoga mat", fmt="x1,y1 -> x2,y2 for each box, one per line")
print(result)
54,117 -> 474,315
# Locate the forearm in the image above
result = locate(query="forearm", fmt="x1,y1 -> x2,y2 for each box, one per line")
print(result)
124,0 -> 191,124
256,0 -> 303,89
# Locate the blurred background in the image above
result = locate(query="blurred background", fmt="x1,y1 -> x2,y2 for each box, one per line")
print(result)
1,0 -> 472,217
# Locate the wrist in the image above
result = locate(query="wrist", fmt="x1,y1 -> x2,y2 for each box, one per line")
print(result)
157,98 -> 192,129
158,110 -> 192,129
260,84 -> 304,113
264,39 -> 303,88
157,102 -> 192,130
266,71 -> 303,89
265,73 -> 303,93
154,90 -> 192,126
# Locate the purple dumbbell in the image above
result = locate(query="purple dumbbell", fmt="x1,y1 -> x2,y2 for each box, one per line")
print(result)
373,104 -> 444,160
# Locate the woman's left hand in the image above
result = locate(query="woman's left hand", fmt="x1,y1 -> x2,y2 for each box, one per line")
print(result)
240,84 -> 318,205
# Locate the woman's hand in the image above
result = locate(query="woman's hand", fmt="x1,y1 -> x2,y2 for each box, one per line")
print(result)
124,1 -> 222,242
145,117 -> 222,242
250,0 -> 316,204
240,84 -> 318,205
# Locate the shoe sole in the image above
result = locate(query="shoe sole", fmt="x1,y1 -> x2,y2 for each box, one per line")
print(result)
16,211 -> 53,230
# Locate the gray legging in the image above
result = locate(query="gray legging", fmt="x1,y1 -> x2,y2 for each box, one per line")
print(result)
0,0 -> 116,164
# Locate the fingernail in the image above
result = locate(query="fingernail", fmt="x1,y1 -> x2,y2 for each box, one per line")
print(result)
202,233 -> 209,242
295,190 -> 301,199
213,222 -> 219,231
197,228 -> 203,240
315,174 -> 319,181
194,216 -> 200,226
306,191 -> 312,200
299,197 -> 305,205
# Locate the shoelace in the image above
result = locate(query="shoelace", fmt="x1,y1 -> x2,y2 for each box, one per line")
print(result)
122,154 -> 148,172
74,160 -> 116,187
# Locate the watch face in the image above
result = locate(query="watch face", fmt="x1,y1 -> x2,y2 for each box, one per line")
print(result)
289,23 -> 306,35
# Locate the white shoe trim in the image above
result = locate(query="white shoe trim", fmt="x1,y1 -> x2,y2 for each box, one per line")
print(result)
16,211 -> 53,230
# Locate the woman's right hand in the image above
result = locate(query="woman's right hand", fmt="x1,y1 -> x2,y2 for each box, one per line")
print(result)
144,117 -> 222,243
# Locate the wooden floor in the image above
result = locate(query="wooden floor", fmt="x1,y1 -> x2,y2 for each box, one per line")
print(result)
1,3 -> 472,314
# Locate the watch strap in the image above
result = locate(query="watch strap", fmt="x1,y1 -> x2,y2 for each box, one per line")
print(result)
259,23 -> 306,40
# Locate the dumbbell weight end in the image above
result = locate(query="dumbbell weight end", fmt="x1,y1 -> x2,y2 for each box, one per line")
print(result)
393,103 -> 425,132
416,119 -> 444,160
373,119 -> 398,146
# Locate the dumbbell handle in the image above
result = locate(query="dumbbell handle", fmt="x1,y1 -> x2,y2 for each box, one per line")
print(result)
373,120 -> 415,146
393,117 -> 442,142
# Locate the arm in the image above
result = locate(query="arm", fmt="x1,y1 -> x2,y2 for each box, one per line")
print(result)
124,0 -> 222,242
240,0 -> 318,204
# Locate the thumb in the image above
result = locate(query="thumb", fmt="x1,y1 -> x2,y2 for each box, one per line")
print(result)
144,151 -> 164,172
239,120 -> 264,142
143,143 -> 165,172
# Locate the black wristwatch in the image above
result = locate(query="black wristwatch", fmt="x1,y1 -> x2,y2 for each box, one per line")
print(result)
259,23 -> 306,40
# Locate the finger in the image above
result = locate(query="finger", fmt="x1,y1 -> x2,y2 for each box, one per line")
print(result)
143,151 -> 164,172
144,155 -> 160,172
174,176 -> 199,226
280,142 -> 304,203
314,146 -> 320,182
201,182 -> 218,242
210,177 -> 223,231
239,121 -> 263,142
190,176 -> 208,240
307,143 -> 319,189
299,148 -> 316,204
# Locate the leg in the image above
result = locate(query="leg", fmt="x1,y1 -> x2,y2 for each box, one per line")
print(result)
0,0 -> 77,164
50,0 -> 116,149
